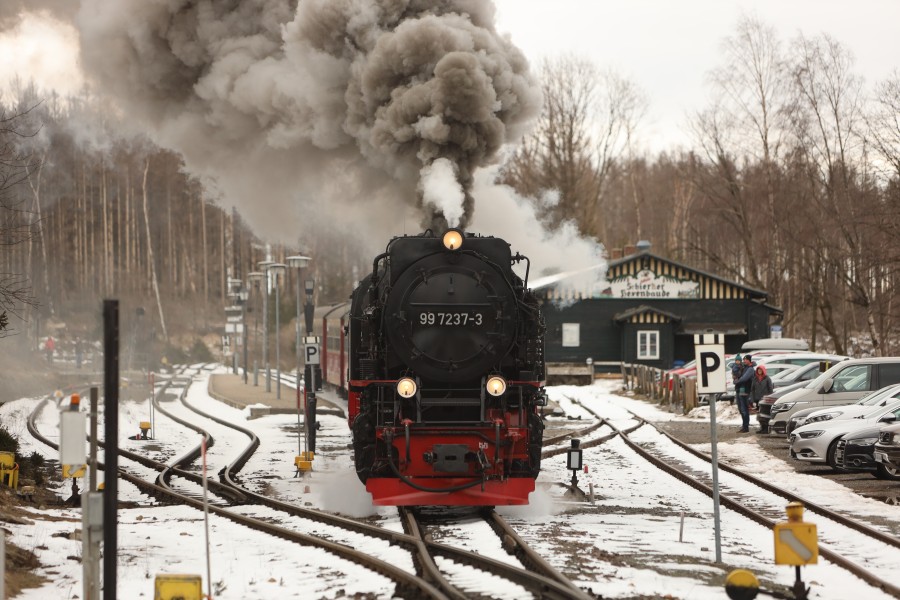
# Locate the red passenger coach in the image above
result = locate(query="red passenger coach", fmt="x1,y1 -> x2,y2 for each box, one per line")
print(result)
316,303 -> 350,396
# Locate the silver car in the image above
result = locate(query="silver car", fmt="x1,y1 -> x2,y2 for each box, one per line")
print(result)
787,384 -> 900,431
789,400 -> 900,468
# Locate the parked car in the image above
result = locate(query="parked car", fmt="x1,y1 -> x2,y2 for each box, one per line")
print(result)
756,363 -> 844,432
741,338 -> 809,352
757,381 -> 811,432
720,353 -> 845,402
769,357 -> 900,434
836,424 -> 900,480
789,400 -> 900,468
770,361 -> 838,388
874,423 -> 900,474
664,359 -> 697,390
786,383 -> 900,432
761,363 -> 800,379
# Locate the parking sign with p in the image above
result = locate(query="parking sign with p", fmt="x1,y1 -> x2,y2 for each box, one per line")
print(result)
693,334 -> 726,394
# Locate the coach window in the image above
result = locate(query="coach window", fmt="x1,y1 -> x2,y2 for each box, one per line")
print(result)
637,330 -> 659,360
562,323 -> 580,347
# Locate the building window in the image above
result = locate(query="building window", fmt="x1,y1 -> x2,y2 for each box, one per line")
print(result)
562,323 -> 580,347
637,330 -> 659,360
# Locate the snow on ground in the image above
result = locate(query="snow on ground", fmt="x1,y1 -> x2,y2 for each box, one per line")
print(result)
2,372 -> 897,599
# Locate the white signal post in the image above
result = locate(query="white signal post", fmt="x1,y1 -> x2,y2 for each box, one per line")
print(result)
693,333 -> 726,564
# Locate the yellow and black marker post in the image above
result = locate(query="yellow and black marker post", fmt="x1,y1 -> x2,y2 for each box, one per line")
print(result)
773,501 -> 817,600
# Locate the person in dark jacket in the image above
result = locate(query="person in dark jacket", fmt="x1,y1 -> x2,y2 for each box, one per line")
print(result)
734,354 -> 756,432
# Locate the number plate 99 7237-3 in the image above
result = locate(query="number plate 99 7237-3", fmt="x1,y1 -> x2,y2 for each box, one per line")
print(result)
418,312 -> 483,326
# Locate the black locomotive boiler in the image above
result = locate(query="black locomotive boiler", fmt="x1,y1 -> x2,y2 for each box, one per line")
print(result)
347,229 -> 546,505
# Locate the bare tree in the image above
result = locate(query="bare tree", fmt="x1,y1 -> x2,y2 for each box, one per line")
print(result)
0,106 -> 40,336
503,56 -> 646,240
867,71 -> 900,178
685,16 -> 798,295
791,33 -> 888,353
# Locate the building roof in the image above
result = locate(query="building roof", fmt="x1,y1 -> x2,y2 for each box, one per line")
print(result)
535,248 -> 770,303
607,250 -> 768,299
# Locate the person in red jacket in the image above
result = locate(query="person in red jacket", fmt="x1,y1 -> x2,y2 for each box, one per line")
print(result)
45,336 -> 56,365
751,364 -> 774,432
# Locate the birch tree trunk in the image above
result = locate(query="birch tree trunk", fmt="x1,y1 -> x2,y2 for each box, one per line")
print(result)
26,150 -> 52,316
141,158 -> 168,341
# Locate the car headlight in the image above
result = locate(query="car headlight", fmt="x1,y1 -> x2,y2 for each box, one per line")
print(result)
850,437 -> 878,446
772,402 -> 795,413
799,430 -> 824,439
809,412 -> 839,422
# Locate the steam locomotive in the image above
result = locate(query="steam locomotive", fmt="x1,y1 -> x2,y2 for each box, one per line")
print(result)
345,229 -> 546,506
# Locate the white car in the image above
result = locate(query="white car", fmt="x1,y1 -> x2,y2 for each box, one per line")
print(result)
789,400 -> 900,468
788,383 -> 900,430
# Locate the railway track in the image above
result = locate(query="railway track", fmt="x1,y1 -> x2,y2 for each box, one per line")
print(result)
26,383 -> 443,599
576,399 -> 900,599
28,369 -> 596,599
172,372 -> 594,599
399,506 -> 593,600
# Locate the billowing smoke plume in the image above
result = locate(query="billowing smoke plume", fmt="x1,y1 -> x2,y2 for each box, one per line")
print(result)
74,0 -> 541,238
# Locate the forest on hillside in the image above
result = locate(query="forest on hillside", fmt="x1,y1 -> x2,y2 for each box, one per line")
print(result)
1,17 -> 898,362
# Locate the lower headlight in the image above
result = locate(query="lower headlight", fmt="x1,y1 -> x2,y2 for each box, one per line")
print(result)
798,430 -> 824,439
850,437 -> 878,446
772,402 -> 795,413
486,376 -> 507,397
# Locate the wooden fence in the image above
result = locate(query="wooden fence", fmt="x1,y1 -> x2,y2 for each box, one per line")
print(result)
620,363 -> 699,415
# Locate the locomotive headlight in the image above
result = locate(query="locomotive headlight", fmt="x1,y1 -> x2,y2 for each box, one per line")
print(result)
486,376 -> 507,397
442,229 -> 464,250
396,377 -> 418,398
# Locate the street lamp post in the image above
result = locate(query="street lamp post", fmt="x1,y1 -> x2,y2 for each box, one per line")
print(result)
247,272 -> 264,386
269,263 -> 287,400
286,256 -> 311,370
257,260 -> 274,392
286,256 -> 310,458
227,277 -> 250,381
304,277 -> 317,453
238,287 -> 249,383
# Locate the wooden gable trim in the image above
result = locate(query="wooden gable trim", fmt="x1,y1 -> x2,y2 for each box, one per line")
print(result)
607,253 -> 762,300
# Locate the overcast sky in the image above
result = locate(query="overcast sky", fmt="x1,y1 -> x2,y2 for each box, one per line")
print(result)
1,1 -> 898,153
493,0 -> 900,150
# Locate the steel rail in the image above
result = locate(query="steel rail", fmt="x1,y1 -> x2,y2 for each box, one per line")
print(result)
398,507 -> 469,600
600,414 -> 900,599
176,375 -> 594,599
26,392 -> 446,600
403,508 -> 595,600
484,509 -> 593,599
645,417 -> 900,548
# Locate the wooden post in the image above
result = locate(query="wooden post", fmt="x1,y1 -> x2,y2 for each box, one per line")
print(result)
684,378 -> 697,413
